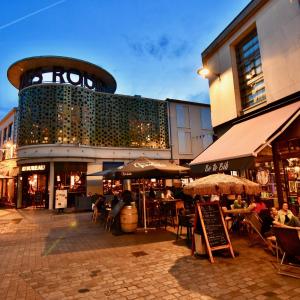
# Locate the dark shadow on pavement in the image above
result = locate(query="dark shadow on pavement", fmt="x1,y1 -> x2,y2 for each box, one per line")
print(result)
42,212 -> 175,256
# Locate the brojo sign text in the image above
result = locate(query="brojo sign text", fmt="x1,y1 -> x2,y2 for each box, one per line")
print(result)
20,67 -> 105,91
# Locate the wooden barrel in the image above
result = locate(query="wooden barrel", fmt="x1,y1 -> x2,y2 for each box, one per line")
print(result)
120,205 -> 138,233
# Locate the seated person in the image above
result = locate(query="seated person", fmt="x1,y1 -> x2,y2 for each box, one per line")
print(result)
165,188 -> 174,200
248,195 -> 266,214
275,203 -> 300,227
233,195 -> 247,209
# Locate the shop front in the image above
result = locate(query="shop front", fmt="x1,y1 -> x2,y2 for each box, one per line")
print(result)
20,163 -> 49,208
190,102 -> 300,208
54,162 -> 87,208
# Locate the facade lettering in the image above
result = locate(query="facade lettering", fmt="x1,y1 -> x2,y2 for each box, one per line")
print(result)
20,67 -> 104,91
21,165 -> 46,172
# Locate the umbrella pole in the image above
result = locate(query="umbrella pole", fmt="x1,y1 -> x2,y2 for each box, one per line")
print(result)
142,179 -> 148,233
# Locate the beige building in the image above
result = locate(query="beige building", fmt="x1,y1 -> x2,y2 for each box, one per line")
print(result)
167,99 -> 213,164
0,108 -> 18,206
191,0 -> 300,208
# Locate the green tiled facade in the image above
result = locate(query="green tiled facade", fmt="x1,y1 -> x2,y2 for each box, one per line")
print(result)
18,84 -> 169,149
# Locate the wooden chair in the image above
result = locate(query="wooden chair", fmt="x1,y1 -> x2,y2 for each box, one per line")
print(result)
92,207 -> 100,223
244,212 -> 275,254
273,226 -> 300,279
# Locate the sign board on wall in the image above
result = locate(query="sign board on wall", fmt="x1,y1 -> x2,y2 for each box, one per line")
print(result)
55,189 -> 68,209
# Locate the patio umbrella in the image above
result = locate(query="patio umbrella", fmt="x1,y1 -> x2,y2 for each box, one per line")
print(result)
183,173 -> 261,196
113,157 -> 190,179
104,157 -> 190,232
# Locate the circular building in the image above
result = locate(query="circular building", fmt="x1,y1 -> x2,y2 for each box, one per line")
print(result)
8,56 -> 170,209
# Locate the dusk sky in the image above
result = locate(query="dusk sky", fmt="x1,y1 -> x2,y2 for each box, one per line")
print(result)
0,0 -> 250,119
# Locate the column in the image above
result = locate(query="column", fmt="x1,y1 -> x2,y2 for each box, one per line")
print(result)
272,141 -> 284,208
48,161 -> 55,210
17,172 -> 22,209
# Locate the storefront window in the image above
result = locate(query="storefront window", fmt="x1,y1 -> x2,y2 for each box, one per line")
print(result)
285,158 -> 300,204
54,162 -> 87,207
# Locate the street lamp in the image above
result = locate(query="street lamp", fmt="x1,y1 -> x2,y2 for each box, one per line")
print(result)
197,67 -> 220,80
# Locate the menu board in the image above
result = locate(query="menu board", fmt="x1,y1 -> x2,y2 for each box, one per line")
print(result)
55,189 -> 68,209
192,202 -> 234,263
200,204 -> 228,247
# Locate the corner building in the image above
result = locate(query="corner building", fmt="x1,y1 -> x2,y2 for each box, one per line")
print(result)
8,56 -> 212,209
8,56 -> 170,209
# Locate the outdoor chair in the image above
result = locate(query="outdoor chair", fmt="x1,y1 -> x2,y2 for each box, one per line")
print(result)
92,207 -> 101,223
176,208 -> 193,243
244,212 -> 275,254
105,211 -> 114,231
175,200 -> 185,225
273,226 -> 300,279
146,200 -> 162,228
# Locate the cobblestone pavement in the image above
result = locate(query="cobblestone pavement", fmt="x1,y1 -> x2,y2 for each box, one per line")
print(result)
0,209 -> 299,300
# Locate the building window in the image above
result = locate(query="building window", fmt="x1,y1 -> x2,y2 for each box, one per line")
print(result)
200,107 -> 212,129
202,134 -> 213,149
8,123 -> 13,140
3,127 -> 7,143
178,129 -> 192,154
176,105 -> 190,128
236,29 -> 266,110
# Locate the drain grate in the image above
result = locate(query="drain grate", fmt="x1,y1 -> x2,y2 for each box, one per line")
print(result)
78,288 -> 90,293
132,251 -> 149,257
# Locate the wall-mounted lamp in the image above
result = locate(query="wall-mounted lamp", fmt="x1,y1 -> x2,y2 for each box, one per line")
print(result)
197,67 -> 220,80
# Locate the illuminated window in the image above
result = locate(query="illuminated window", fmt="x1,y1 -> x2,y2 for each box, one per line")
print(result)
236,29 -> 266,110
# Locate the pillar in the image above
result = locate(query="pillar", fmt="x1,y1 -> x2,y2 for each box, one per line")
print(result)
48,161 -> 55,210
17,172 -> 22,209
272,142 -> 284,208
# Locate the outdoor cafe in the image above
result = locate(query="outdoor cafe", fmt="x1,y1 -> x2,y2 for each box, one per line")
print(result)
87,157 -> 300,277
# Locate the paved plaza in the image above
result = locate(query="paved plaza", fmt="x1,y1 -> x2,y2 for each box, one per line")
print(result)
0,209 -> 299,300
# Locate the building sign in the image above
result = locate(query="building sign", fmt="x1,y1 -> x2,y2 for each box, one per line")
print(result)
55,189 -> 68,209
21,165 -> 46,172
191,157 -> 255,174
20,67 -> 105,91
204,161 -> 229,173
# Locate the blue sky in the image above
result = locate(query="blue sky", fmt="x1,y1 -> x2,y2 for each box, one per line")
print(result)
0,0 -> 250,119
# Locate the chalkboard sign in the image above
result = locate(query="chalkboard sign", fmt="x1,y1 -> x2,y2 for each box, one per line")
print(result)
200,204 -> 228,247
192,202 -> 234,263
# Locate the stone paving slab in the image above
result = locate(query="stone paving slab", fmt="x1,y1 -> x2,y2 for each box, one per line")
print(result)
0,209 -> 299,299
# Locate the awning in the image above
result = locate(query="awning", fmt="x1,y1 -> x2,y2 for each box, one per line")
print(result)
191,101 -> 300,174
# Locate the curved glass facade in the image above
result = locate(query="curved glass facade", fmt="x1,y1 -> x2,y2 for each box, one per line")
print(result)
18,84 -> 169,149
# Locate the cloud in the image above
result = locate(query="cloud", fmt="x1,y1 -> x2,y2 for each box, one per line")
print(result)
127,34 -> 190,60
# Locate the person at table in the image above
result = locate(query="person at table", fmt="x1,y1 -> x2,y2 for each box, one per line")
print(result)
248,195 -> 266,214
165,188 -> 174,200
275,203 -> 300,227
233,195 -> 247,209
